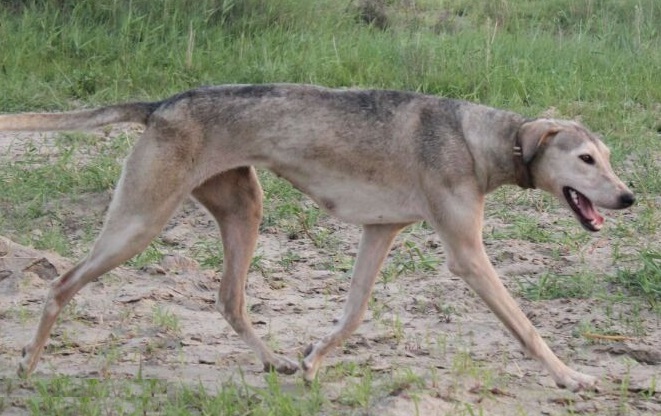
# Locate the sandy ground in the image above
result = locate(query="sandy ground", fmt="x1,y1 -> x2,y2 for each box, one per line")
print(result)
0,131 -> 660,415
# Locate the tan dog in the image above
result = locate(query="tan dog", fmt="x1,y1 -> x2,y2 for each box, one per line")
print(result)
0,84 -> 634,391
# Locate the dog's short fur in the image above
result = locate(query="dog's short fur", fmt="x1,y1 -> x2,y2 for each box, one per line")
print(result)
0,84 -> 634,391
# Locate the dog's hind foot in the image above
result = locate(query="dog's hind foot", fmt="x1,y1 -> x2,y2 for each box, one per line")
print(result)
16,361 -> 30,379
17,345 -> 38,378
301,343 -> 322,382
263,355 -> 299,375
554,369 -> 599,392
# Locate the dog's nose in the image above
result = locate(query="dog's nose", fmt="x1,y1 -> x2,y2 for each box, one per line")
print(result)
619,192 -> 635,208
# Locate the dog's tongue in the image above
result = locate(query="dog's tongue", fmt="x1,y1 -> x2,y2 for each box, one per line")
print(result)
578,193 -> 604,227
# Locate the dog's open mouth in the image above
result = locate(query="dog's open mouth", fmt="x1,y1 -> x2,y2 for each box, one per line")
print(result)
563,187 -> 604,232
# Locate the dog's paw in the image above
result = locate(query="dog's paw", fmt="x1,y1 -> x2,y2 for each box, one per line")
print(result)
17,347 -> 33,378
16,362 -> 29,378
301,343 -> 321,383
555,370 -> 599,392
263,355 -> 299,375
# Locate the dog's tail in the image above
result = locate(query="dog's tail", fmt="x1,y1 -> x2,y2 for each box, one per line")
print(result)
0,102 -> 160,132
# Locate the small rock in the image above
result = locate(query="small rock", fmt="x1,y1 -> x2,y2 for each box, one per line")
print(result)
160,254 -> 199,273
23,257 -> 59,281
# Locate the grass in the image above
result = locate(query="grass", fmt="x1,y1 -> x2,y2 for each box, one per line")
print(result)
0,131 -> 128,255
613,249 -> 661,311
1,0 -> 660,414
5,372 -> 326,416
152,305 -> 181,335
518,270 -> 600,301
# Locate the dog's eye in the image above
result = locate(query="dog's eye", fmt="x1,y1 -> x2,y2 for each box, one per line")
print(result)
579,154 -> 595,165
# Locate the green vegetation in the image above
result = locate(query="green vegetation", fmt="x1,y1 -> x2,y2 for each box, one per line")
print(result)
0,0 -> 659,112
1,0 -> 660,414
5,373 -> 326,415
613,249 -> 661,308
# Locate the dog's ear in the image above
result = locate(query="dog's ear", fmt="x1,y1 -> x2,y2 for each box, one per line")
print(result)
517,120 -> 561,163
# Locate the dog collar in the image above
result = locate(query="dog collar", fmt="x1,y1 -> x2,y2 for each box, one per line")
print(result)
513,130 -> 535,189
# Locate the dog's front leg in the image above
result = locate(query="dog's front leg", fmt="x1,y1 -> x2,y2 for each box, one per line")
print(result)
430,190 -> 598,392
302,223 -> 406,381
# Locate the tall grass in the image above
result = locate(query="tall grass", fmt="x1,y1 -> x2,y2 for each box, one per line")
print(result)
0,0 -> 659,113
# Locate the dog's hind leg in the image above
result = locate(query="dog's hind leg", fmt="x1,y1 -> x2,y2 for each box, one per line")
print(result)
18,129 -> 193,377
301,223 -> 405,381
192,167 -> 299,375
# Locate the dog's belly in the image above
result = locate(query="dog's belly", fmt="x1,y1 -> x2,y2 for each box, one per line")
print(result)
270,168 -> 422,225
309,185 -> 422,224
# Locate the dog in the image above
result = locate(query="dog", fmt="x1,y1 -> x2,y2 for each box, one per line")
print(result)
0,84 -> 634,391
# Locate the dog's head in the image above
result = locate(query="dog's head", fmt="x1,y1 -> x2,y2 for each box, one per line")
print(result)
517,119 -> 634,232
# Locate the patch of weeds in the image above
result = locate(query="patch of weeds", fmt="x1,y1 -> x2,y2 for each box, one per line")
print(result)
0,132 -> 127,252
616,361 -> 635,415
22,376 -> 172,415
386,368 -> 426,396
259,171 -> 336,248
249,253 -> 269,276
69,69 -> 107,99
576,321 -> 621,343
313,252 -> 353,275
28,377 -> 108,414
632,199 -> 660,236
369,295 -> 386,321
337,367 -> 375,411
151,305 -> 181,335
390,313 -> 406,344
128,240 -> 165,269
634,150 -> 661,196
334,253 -> 355,272
257,371 -> 325,415
407,296 -> 455,322
601,301 -> 648,337
31,224 -> 71,256
278,250 -> 301,271
451,350 -> 500,397
143,337 -> 170,360
612,249 -> 661,310
191,239 -> 224,270
433,333 -> 450,358
381,239 -> 438,285
173,372 -> 325,415
492,214 -> 556,243
4,305 -> 34,324
294,207 -> 328,248
518,270 -> 599,300
620,303 -> 648,337
54,131 -> 100,148
259,171 -> 307,226
97,339 -> 124,378
168,380 -> 254,415
372,311 -> 408,347
323,360 -> 369,382
59,299 -> 84,322
451,349 -> 476,376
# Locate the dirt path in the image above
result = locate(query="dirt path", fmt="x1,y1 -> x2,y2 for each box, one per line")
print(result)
1,129 -> 660,414
1,202 -> 659,414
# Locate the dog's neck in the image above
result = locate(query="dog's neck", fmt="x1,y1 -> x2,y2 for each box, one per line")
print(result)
461,108 -> 528,193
